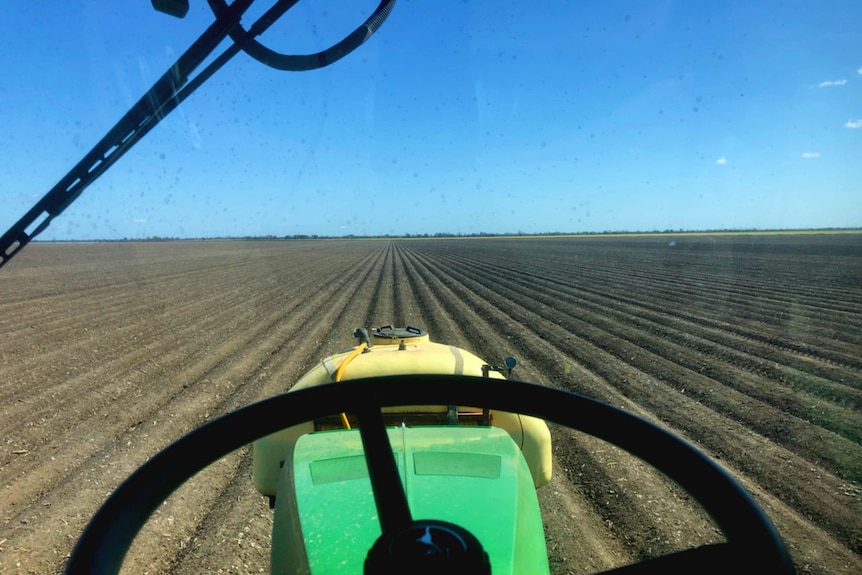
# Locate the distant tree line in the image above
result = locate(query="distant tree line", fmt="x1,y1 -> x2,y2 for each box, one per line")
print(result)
31,227 -> 862,243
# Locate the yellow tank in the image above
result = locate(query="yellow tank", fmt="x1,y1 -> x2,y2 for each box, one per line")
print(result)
252,326 -> 552,497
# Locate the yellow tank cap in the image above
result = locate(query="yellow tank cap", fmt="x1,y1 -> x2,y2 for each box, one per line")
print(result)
370,325 -> 430,346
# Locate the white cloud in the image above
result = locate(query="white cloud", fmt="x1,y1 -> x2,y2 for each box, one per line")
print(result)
715,156 -> 727,165
858,67 -> 862,75
801,152 -> 820,158
818,79 -> 847,87
846,119 -> 862,129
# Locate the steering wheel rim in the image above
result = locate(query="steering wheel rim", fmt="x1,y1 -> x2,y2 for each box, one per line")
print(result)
64,375 -> 795,574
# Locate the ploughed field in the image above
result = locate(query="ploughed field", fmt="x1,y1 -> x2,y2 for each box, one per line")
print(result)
0,234 -> 860,574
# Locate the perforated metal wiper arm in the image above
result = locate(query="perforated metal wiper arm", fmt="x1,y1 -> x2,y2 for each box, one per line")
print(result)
0,0 -> 256,269
0,0 -> 396,270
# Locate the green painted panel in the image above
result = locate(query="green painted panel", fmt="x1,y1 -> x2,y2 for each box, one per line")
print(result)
413,451 -> 501,478
286,426 -> 549,575
310,455 -> 369,484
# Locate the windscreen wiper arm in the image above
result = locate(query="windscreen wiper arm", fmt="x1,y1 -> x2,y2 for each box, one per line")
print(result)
0,0 -> 395,270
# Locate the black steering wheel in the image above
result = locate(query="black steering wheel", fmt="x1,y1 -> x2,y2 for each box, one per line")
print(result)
64,375 -> 795,574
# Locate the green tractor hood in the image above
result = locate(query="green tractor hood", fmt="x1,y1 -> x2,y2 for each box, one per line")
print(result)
271,426 -> 549,574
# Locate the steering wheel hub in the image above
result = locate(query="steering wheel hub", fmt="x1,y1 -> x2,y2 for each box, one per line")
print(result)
365,519 -> 490,575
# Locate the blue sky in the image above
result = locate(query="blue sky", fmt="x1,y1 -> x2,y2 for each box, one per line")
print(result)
1,1 -> 860,239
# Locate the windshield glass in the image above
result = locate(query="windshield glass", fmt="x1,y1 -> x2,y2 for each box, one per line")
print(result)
1,2 -> 860,575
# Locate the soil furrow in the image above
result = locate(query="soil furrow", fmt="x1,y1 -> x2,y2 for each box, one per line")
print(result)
3,237 -> 859,575
437,246 -> 862,372
446,240 -> 862,345
0,244 -> 389,574
396,244 -> 724,566
443,249 -> 862,386
435,252 -> 862,452
0,248 -> 378,470
439,244 -> 862,358
403,242 -> 861,556
123,244 -> 394,575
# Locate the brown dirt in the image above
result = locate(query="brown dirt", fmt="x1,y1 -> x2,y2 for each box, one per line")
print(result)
0,235 -> 860,574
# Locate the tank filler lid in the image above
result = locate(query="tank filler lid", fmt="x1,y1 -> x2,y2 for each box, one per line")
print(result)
372,325 -> 429,345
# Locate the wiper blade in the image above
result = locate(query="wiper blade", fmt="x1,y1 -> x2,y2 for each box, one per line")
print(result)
0,0 -> 256,268
0,0 -> 396,269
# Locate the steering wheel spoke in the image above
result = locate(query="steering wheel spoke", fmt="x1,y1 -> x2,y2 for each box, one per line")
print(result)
355,406 -> 412,534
